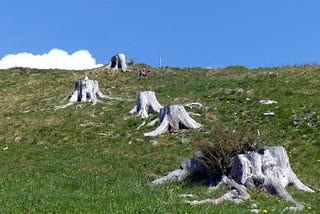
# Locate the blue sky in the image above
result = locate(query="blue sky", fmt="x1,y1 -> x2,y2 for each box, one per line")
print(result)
1,0 -> 320,69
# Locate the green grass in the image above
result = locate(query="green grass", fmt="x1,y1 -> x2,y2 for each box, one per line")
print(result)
0,65 -> 320,213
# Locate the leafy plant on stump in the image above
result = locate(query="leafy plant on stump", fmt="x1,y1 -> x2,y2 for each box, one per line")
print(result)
195,123 -> 263,178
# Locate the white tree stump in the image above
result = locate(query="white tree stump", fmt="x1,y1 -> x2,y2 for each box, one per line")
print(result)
105,53 -> 133,72
230,146 -> 314,205
129,91 -> 163,119
144,105 -> 202,136
152,146 -> 314,211
55,77 -> 114,110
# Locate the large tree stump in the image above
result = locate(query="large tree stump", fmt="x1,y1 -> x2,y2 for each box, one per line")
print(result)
55,77 -> 114,110
129,91 -> 163,119
144,105 -> 202,136
230,146 -> 314,204
152,146 -> 314,211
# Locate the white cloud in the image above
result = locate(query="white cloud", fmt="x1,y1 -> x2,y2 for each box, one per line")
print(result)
0,49 -> 103,70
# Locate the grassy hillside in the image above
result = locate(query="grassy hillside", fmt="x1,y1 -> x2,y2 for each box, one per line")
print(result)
0,65 -> 319,213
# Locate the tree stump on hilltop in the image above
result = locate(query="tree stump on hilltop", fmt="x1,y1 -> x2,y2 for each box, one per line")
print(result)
129,91 -> 163,119
55,77 -> 114,110
105,53 -> 133,72
144,105 -> 202,136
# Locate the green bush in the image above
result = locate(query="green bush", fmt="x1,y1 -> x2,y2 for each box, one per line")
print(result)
195,123 -> 263,176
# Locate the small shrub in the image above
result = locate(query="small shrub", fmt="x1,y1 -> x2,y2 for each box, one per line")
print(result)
195,123 -> 263,177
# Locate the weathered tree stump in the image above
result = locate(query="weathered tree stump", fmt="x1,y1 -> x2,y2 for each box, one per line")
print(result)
105,53 -> 133,72
230,146 -> 314,204
55,77 -> 114,110
129,91 -> 163,119
144,105 -> 202,136
152,146 -> 314,211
